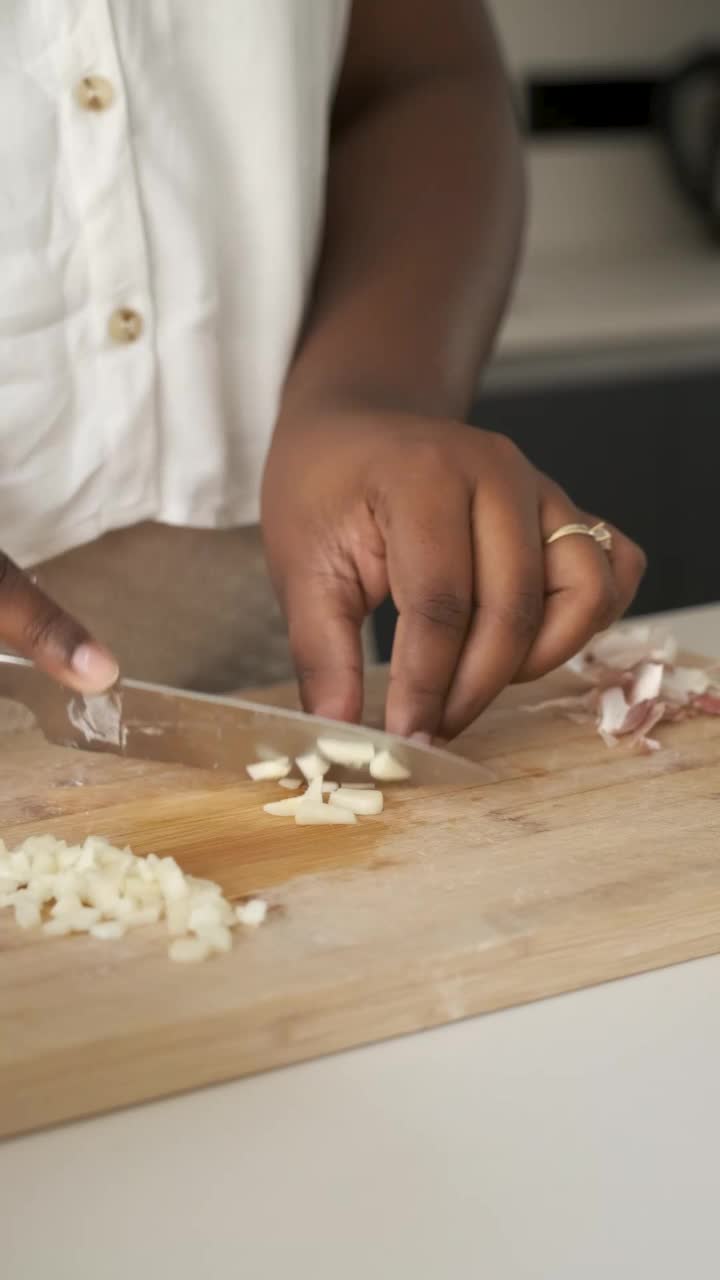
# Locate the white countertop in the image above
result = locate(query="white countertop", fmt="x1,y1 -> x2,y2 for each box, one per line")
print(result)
4,604 -> 720,1280
488,136 -> 720,389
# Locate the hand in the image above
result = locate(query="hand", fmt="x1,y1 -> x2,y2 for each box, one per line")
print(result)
262,408 -> 646,740
0,552 -> 118,693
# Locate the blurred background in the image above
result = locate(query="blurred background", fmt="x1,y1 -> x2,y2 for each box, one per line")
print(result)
375,0 -> 720,658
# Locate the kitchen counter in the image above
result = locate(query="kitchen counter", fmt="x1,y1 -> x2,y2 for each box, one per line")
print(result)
4,604 -> 720,1280
488,139 -> 720,392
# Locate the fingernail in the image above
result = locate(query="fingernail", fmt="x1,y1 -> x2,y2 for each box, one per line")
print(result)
71,643 -> 119,692
410,732 -> 433,747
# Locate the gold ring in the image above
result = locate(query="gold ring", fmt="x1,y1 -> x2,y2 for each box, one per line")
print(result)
544,521 -> 613,553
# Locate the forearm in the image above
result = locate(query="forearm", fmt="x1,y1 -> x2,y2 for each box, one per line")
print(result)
281,44 -> 524,424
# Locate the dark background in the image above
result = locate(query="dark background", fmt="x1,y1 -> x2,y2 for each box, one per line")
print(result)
373,366 -> 720,659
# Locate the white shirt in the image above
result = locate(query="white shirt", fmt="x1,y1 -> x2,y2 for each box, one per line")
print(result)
0,0 -> 351,567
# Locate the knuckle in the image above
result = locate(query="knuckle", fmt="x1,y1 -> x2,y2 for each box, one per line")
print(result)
407,440 -> 451,478
489,588 -> 543,641
295,660 -> 362,686
411,590 -> 472,633
487,432 -> 524,470
391,672 -> 445,703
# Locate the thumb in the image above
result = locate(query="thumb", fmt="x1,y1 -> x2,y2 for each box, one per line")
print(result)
284,567 -> 366,724
0,552 -> 119,693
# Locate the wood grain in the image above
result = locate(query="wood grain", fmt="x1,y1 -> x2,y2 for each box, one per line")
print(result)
2,664 -> 720,1138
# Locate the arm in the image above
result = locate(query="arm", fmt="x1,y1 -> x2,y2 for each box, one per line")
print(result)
263,0 -> 645,738
281,0 -> 524,422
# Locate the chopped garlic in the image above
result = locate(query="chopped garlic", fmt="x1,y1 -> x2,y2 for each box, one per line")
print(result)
246,757 -> 291,781
156,856 -> 189,902
369,750 -> 411,782
188,900 -> 224,931
196,923 -> 233,953
330,787 -> 384,816
166,899 -> 192,937
236,898 -> 268,927
14,898 -> 41,930
124,905 -> 162,928
90,921 -> 127,941
9,850 -> 31,880
64,907 -> 102,931
316,736 -> 375,768
168,936 -> 212,964
0,834 -> 268,962
43,918 -> 74,937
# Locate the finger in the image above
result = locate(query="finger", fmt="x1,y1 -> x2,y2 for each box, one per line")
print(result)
285,565 -> 366,723
383,484 -> 473,739
0,552 -> 118,692
603,522 -> 647,614
514,501 -> 622,683
440,484 -> 544,740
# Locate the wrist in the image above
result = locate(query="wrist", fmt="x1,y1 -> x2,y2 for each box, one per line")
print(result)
276,374 -> 455,441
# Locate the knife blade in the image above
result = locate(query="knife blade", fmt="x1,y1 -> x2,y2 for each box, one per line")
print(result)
0,655 -> 484,787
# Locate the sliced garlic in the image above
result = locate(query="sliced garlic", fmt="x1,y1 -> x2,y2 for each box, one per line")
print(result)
330,788 -> 384,816
369,750 -> 411,782
295,805 -> 357,826
263,797 -> 304,817
246,757 -> 291,782
277,777 -> 303,790
295,750 -> 330,781
316,737 -> 375,768
301,776 -> 325,807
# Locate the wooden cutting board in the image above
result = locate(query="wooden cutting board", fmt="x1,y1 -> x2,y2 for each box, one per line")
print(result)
2,662 -> 720,1139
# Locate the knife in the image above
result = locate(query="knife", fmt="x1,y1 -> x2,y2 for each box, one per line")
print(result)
0,655 -> 484,787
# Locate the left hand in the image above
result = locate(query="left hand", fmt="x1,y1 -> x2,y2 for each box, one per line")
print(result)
261,406 -> 646,740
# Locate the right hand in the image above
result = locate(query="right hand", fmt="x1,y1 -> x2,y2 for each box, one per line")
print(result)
0,551 -> 119,693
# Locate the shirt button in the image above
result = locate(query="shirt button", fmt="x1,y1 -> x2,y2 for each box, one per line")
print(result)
74,75 -> 115,112
108,308 -> 144,344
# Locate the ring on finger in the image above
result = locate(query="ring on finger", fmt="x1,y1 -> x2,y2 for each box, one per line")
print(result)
544,521 -> 613,554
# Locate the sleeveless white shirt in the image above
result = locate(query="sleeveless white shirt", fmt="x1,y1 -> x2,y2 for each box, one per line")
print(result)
0,0 -> 351,566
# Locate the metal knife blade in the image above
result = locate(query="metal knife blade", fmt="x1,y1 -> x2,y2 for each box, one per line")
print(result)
0,655 -> 484,787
